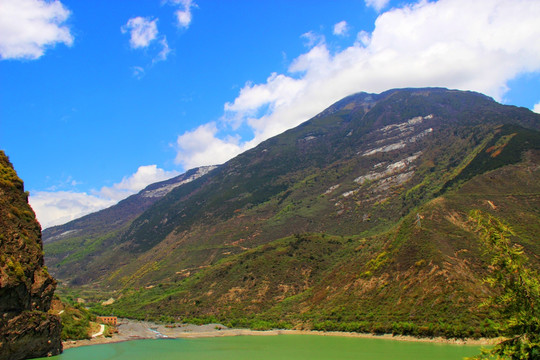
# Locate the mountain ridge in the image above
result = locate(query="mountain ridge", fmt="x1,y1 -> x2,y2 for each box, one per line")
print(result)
43,88 -> 540,335
43,165 -> 216,242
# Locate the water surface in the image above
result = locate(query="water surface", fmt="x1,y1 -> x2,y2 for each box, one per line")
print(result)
41,335 -> 482,360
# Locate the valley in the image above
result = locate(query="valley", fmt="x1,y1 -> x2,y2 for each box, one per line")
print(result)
3,1 -> 540,358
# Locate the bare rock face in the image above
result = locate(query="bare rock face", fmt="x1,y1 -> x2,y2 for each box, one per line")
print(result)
0,151 -> 62,360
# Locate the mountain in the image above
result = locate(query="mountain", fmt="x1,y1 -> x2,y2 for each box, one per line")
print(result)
43,165 -> 216,243
0,151 -> 62,360
44,88 -> 540,336
42,165 -> 215,283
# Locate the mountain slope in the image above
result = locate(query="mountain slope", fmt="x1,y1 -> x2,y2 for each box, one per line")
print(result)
44,165 -> 216,243
0,151 -> 62,359
43,166 -> 215,284
101,148 -> 540,336
44,88 -> 540,333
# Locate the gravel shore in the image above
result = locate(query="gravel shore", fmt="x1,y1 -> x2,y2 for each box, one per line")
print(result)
63,318 -> 499,350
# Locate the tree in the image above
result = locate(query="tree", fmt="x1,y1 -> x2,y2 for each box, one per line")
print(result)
468,210 -> 539,360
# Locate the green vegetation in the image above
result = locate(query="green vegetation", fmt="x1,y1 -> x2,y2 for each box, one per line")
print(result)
1,151 -> 63,358
468,210 -> 540,360
440,125 -> 540,193
94,148 -> 538,338
40,89 -> 540,341
0,150 -> 24,190
59,304 -> 94,340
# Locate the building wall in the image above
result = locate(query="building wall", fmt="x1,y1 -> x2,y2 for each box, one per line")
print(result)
96,316 -> 117,326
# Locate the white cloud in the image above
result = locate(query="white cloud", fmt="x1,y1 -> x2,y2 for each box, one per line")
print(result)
533,102 -> 540,114
169,0 -> 197,28
98,165 -> 180,201
30,165 -> 180,228
333,21 -> 349,36
122,16 -> 158,49
132,66 -> 145,79
45,175 -> 80,191
356,30 -> 370,46
30,191 -> 116,229
121,17 -> 170,63
301,31 -> 324,48
175,123 -> 245,169
365,0 -> 391,12
153,37 -> 171,63
173,0 -> 540,171
0,0 -> 73,60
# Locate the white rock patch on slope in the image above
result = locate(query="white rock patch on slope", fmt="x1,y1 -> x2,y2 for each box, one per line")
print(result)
354,152 -> 421,185
141,165 -> 217,198
362,114 -> 434,156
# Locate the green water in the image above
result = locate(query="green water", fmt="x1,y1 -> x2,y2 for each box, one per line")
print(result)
41,335 -> 482,360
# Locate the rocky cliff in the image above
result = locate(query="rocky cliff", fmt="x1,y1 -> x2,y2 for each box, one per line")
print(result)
0,151 -> 62,360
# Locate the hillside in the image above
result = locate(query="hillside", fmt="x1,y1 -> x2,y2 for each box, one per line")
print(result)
43,165 -> 215,284
44,165 -> 216,242
0,151 -> 62,359
44,88 -> 540,334
96,148 -> 540,337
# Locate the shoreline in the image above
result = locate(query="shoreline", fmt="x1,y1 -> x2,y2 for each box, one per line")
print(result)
63,319 -> 500,350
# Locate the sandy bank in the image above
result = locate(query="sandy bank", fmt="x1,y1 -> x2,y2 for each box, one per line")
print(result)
63,318 -> 500,350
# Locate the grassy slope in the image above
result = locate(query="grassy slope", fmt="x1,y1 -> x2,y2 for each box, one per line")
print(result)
99,123 -> 537,290
42,167 -> 215,285
96,147 -> 539,337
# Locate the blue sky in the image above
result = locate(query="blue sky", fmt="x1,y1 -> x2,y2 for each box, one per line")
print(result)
1,0 -> 540,228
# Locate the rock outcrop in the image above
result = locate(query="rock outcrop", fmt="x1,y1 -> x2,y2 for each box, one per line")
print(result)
0,151 -> 62,360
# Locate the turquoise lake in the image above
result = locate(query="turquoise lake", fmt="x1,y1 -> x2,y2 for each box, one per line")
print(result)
40,335 -> 483,359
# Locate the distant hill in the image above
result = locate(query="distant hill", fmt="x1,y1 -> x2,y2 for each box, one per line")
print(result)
44,88 -> 540,336
43,165 -> 216,243
0,151 -> 62,359
43,165 -> 215,283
